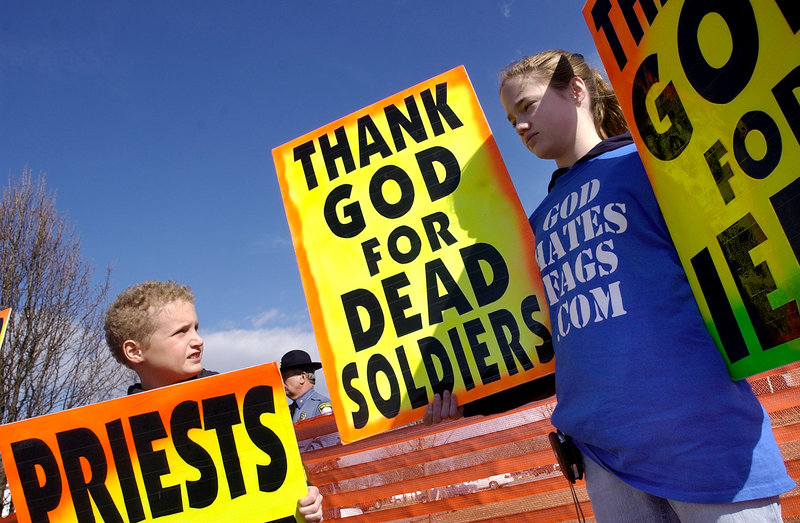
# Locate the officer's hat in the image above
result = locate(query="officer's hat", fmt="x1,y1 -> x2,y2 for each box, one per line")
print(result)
280,349 -> 322,372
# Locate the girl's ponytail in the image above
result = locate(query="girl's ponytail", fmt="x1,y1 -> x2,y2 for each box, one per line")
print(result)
592,70 -> 628,139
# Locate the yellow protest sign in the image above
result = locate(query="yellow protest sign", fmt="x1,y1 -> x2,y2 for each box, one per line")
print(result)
0,308 -> 9,351
0,363 -> 307,522
583,0 -> 800,378
273,66 -> 553,443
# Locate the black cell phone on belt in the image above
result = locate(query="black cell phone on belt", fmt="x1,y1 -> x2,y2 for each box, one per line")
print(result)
548,430 -> 584,484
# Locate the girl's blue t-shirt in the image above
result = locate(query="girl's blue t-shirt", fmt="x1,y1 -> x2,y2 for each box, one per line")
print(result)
528,142 -> 794,503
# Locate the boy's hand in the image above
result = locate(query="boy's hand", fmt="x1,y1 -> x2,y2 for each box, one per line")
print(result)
298,485 -> 324,522
423,390 -> 464,425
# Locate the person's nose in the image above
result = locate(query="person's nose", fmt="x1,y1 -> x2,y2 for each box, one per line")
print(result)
515,118 -> 530,135
191,329 -> 203,347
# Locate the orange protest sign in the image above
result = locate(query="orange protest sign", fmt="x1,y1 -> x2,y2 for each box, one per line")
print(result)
273,66 -> 553,443
0,308 -> 9,351
0,363 -> 307,522
583,0 -> 800,378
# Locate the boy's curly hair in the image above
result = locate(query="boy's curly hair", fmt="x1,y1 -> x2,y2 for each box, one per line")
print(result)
104,280 -> 195,366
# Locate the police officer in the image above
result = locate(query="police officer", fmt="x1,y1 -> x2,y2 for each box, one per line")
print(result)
281,349 -> 339,452
280,349 -> 333,423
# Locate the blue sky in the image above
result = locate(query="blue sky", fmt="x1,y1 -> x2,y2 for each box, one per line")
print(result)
1,0 -> 598,396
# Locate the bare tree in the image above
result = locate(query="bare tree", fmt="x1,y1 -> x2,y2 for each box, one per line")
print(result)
0,167 -> 130,512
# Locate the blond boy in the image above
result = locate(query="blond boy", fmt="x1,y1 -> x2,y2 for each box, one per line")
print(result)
105,280 -> 323,521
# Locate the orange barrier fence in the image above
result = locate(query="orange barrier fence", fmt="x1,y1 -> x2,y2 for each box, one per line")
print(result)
0,363 -> 797,521
299,362 -> 800,522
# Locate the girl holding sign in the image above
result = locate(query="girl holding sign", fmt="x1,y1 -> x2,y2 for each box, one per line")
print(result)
428,50 -> 794,521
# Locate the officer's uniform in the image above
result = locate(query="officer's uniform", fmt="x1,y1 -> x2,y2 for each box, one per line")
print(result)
289,387 -> 333,423
289,387 -> 339,452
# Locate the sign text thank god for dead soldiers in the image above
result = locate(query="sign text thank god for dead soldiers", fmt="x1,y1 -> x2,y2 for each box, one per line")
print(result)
273,67 -> 554,443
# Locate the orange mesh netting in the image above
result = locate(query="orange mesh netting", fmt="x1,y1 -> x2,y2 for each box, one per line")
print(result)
1,363 -> 797,521
299,361 -> 800,522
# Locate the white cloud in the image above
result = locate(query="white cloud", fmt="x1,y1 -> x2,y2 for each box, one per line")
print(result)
200,326 -> 331,397
249,234 -> 293,254
247,308 -> 283,328
500,0 -> 514,18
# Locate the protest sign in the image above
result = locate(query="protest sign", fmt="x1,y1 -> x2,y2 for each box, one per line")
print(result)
583,0 -> 800,378
0,308 -> 9,351
0,363 -> 307,523
273,66 -> 553,443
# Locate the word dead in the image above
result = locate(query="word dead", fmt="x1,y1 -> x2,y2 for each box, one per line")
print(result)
344,242 -> 516,350
10,386 -> 288,523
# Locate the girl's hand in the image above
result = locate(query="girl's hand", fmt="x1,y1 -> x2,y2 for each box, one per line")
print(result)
423,390 -> 464,425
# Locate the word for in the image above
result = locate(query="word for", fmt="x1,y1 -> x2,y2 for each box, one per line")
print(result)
10,386 -> 287,523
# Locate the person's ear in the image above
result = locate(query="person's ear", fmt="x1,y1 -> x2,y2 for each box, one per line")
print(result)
123,339 -> 145,365
570,76 -> 588,105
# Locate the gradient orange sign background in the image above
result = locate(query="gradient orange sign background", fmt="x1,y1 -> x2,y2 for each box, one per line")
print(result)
583,0 -> 800,378
273,66 -> 554,443
0,363 -> 307,522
